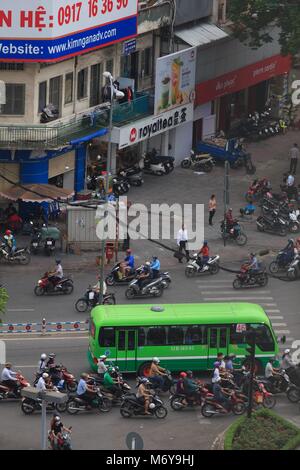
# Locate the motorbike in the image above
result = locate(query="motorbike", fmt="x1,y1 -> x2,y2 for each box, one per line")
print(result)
44,237 -> 56,256
256,214 -> 288,236
233,266 -> 268,289
21,394 -> 66,415
30,227 -> 43,254
75,287 -> 116,312
48,428 -> 72,451
0,373 -> 30,400
125,276 -> 164,299
201,390 -> 246,417
120,393 -> 168,419
112,177 -> 130,196
287,255 -> 300,281
146,149 -> 175,174
185,254 -> 220,277
66,387 -> 112,414
181,150 -> 214,172
258,370 -> 290,394
34,272 -> 74,296
262,207 -> 300,233
146,370 -> 176,395
105,263 -> 144,286
118,167 -> 144,187
40,104 -> 59,123
245,178 -> 270,202
269,250 -> 293,274
286,384 -> 300,403
34,365 -> 78,393
252,379 -> 276,409
140,153 -> 167,176
170,384 -> 212,411
0,244 -> 31,265
220,221 -> 248,246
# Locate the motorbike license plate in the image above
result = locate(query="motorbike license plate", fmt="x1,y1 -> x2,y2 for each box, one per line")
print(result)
32,243 -> 38,247
47,241 -> 53,246
88,292 -> 95,300
256,394 -> 263,403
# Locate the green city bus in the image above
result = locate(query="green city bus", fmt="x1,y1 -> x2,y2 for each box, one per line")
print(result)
88,303 -> 279,375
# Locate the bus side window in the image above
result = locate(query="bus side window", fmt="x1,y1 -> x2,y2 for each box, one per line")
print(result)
250,324 -> 275,351
138,327 -> 145,347
99,327 -> 115,347
168,326 -> 184,345
146,326 -> 166,346
185,325 -> 207,345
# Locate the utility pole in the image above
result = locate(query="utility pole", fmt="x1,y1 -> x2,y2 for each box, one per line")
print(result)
246,329 -> 256,419
223,160 -> 230,247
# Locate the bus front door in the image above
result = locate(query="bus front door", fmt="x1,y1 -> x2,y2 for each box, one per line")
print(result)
207,327 -> 229,369
116,329 -> 137,372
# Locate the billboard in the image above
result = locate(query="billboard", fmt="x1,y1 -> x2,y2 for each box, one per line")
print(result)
154,47 -> 196,115
0,0 -> 138,62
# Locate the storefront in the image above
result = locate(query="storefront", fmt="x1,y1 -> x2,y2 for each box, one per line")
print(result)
110,103 -> 194,167
195,54 -> 292,135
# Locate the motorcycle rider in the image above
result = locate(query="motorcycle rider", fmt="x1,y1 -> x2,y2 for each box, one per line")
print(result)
92,274 -> 107,300
265,358 -> 281,390
150,256 -> 161,278
120,249 -> 135,278
48,259 -> 64,288
97,355 -> 108,379
148,357 -> 168,389
36,372 -> 51,392
76,373 -> 97,407
137,261 -> 152,291
136,377 -> 152,415
46,353 -> 61,386
49,415 -> 71,450
4,230 -> 16,255
217,353 -> 226,369
281,349 -> 297,372
196,241 -> 209,271
212,376 -> 230,413
37,353 -> 48,373
103,366 -> 122,397
1,362 -> 19,395
246,253 -> 260,274
224,208 -> 239,238
183,370 -> 201,404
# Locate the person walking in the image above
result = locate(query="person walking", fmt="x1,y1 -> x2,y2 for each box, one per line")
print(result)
289,143 -> 299,175
176,224 -> 189,263
208,194 -> 217,226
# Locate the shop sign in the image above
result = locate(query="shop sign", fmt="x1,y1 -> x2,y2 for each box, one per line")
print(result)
123,38 -> 136,55
196,54 -> 292,106
0,0 -> 138,62
117,102 -> 194,149
154,47 -> 196,116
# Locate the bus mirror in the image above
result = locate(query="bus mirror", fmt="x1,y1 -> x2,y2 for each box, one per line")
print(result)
280,335 -> 286,344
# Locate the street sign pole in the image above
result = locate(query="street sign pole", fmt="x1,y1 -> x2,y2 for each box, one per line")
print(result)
41,398 -> 48,450
247,330 -> 256,419
223,161 -> 230,247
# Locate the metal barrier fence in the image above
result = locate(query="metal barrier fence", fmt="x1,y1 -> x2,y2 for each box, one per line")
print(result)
0,319 -> 89,334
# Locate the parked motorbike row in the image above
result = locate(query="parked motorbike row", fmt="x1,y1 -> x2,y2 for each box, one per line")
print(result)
268,248 -> 300,281
181,150 -> 215,173
229,107 -> 287,142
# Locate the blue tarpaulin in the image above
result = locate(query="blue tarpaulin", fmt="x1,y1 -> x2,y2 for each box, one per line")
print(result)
69,128 -> 108,146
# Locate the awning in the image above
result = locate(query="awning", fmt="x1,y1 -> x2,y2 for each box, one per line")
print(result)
69,128 -> 108,146
0,184 -> 74,202
175,22 -> 229,47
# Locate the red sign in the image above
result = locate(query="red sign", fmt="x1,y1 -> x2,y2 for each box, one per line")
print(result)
130,128 -> 137,143
196,54 -> 291,106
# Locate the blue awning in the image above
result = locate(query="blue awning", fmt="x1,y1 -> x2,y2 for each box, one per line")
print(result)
69,128 -> 108,145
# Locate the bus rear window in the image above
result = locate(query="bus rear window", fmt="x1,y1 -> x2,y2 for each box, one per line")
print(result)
99,327 -> 115,347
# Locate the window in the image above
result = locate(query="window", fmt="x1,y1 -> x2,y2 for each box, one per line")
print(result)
120,55 -> 131,78
138,327 -> 146,347
219,328 -> 227,348
128,331 -> 135,351
168,326 -> 184,345
38,81 -> 47,113
90,63 -> 103,107
0,63 -> 24,71
250,324 -> 275,352
146,326 -> 166,346
77,68 -> 88,99
49,76 -> 62,112
141,47 -> 152,77
0,84 -> 25,115
99,327 -> 115,347
118,330 -> 126,351
185,325 -> 207,345
65,72 -> 73,104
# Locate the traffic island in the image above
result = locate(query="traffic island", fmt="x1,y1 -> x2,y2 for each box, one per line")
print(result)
224,409 -> 300,450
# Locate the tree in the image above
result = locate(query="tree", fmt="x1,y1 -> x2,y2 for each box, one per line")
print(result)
0,286 -> 9,323
228,0 -> 300,57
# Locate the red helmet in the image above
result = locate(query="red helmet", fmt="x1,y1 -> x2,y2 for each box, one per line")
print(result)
5,230 -> 11,236
180,372 -> 187,378
126,249 -> 132,254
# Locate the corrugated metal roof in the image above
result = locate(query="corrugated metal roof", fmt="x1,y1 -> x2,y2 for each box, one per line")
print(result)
175,22 -> 229,47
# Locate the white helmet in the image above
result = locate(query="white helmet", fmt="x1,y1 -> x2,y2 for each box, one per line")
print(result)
149,403 -> 155,409
41,353 -> 47,360
284,349 -> 290,355
100,355 -> 107,360
42,373 -> 49,379
152,357 -> 160,364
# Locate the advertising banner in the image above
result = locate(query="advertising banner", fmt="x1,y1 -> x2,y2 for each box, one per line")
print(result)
117,102 -> 194,149
154,47 -> 196,116
0,0 -> 137,62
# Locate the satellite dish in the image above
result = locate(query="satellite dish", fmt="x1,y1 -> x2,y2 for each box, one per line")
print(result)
0,81 -> 6,105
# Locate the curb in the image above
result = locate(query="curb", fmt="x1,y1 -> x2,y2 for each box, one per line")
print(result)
211,430 -> 227,451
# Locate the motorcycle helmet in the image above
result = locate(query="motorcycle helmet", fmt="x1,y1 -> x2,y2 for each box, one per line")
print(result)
214,361 -> 221,368
145,261 -> 151,267
114,366 -> 120,372
41,353 -> 47,360
55,416 -> 61,422
49,353 -> 56,358
55,259 -> 61,264
149,403 -> 155,409
186,370 -> 193,377
126,249 -> 132,254
284,349 -> 290,355
42,373 -> 49,379
99,355 -> 107,360
180,372 -> 187,378
152,357 -> 160,364
152,255 -> 158,259
203,241 -> 208,246
5,230 -> 11,236
141,377 -> 149,384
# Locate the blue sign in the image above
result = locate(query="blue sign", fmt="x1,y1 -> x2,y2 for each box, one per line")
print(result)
123,39 -> 136,56
0,17 -> 137,62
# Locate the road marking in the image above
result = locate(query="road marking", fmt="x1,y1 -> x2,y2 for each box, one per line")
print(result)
14,365 -> 37,368
201,291 -> 271,295
271,323 -> 287,327
274,330 -> 290,334
1,335 -> 88,341
261,303 -> 277,306
7,308 -> 35,312
196,280 -> 233,284
202,297 -> 274,301
265,309 -> 281,313
268,316 -> 284,320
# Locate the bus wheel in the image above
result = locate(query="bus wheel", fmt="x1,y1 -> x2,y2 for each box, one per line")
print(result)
138,362 -> 152,377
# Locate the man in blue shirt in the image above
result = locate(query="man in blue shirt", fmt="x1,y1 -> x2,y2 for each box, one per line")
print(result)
120,249 -> 135,277
76,373 -> 96,406
150,256 -> 160,278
